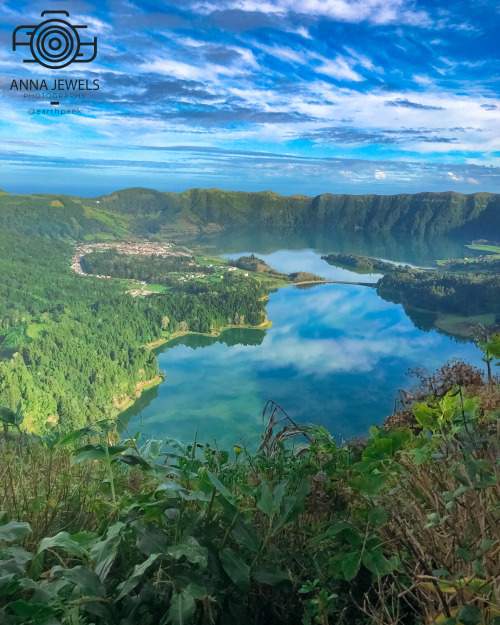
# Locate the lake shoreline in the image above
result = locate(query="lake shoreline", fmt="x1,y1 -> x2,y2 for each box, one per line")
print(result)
114,375 -> 163,412
146,317 -> 273,350
117,319 -> 273,417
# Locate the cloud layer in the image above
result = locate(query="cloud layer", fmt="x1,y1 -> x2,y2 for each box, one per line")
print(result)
0,0 -> 499,195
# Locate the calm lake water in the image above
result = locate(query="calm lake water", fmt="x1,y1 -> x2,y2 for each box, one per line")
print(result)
120,229 -> 483,448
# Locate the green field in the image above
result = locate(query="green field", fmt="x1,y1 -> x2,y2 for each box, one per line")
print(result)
147,284 -> 169,292
195,254 -> 230,266
466,243 -> 500,254
436,242 -> 500,267
194,277 -> 223,284
83,233 -> 116,241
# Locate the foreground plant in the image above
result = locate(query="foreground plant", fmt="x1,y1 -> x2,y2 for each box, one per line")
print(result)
0,360 -> 498,625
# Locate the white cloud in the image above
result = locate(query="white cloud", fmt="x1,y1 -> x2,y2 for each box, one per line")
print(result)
375,169 -> 386,179
344,47 -> 382,73
315,57 -> 365,82
249,42 -> 372,82
294,26 -> 312,39
447,172 -> 479,184
194,0 -> 431,26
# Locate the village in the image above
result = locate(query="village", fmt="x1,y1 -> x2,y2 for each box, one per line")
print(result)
70,241 -> 191,276
70,242 -> 242,296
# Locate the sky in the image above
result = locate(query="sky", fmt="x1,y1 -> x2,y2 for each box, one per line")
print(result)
0,0 -> 500,197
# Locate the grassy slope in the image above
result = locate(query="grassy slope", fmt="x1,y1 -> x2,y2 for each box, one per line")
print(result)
466,243 -> 500,254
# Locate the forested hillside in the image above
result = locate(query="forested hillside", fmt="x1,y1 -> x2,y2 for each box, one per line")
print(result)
378,268 -> 500,316
1,188 -> 500,239
92,189 -> 500,234
1,185 -> 499,433
0,229 -> 267,433
91,188 -> 500,236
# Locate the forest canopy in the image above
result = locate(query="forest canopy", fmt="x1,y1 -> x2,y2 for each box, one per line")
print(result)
0,229 -> 267,433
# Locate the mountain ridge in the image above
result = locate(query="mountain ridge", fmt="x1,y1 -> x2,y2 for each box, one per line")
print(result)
0,187 -> 499,239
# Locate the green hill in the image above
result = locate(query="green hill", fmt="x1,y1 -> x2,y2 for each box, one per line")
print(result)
94,188 -> 500,238
1,188 -> 499,240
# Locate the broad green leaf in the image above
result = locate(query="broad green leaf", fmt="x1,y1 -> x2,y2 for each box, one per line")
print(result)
41,434 -> 58,450
184,583 -> 206,600
478,538 -> 496,554
310,521 -> 352,546
167,537 -> 208,569
38,531 -> 89,558
131,520 -> 169,556
28,552 -> 44,580
456,548 -> 473,562
119,453 -> 152,469
0,574 -> 19,599
409,443 -> 432,466
362,548 -> 395,577
0,521 -> 31,543
115,553 -> 160,601
106,444 -> 131,455
0,406 -> 23,427
230,513 -> 262,553
257,482 -> 274,517
53,565 -> 104,598
0,407 -> 16,423
0,546 -> 33,577
90,522 -> 125,581
272,478 -> 310,536
455,604 -> 482,625
73,444 -> 129,464
139,438 -> 163,460
368,506 -> 388,527
251,565 -> 290,586
206,470 -> 232,498
7,599 -> 55,620
341,551 -> 360,581
70,531 -> 98,548
164,588 -> 196,625
413,402 -> 436,430
220,548 -> 250,590
156,482 -> 186,495
272,481 -> 287,511
55,424 -> 96,447
164,438 -> 188,454
349,471 -> 387,495
72,445 -> 108,464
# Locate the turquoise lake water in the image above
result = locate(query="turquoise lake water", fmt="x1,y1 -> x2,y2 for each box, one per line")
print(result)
120,230 -> 483,449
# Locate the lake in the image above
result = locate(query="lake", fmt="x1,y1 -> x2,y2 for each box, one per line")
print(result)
119,229 -> 484,448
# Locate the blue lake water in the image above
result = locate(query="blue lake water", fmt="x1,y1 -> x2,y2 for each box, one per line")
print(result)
120,232 -> 483,449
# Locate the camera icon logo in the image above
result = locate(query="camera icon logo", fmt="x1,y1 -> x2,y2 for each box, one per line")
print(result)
13,10 -> 97,70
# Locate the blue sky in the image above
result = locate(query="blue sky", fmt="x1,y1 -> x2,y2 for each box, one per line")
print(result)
1,0 -> 500,196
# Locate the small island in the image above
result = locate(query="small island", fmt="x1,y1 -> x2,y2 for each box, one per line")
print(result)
322,252 -> 405,274
233,254 -> 325,284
